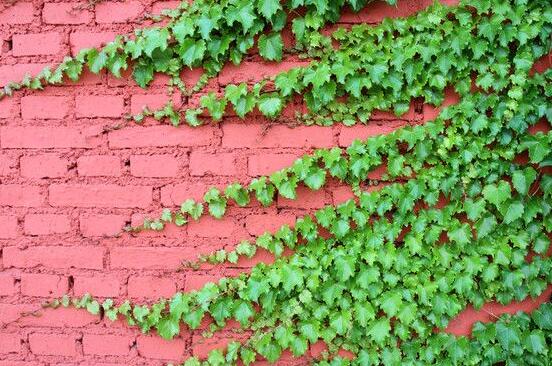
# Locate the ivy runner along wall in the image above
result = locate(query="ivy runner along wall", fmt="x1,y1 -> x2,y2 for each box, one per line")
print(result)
0,0 -> 551,365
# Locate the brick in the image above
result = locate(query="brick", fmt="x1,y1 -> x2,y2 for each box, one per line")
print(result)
83,334 -> 133,356
222,124 -> 334,148
77,155 -> 121,177
423,87 -> 460,121
12,33 -> 62,56
339,0 -> 455,24
245,213 -> 296,236
0,332 -> 21,354
24,214 -> 71,235
1,126 -> 101,148
49,184 -> 152,208
160,183 -> 207,205
332,186 -> 355,205
130,93 -> 178,114
0,215 -> 17,238
218,61 -> 307,85
96,1 -> 144,23
338,121 -> 408,147
0,98 -> 16,119
0,63 -> 49,87
76,95 -> 125,118
43,2 -> 92,24
69,31 -> 116,55
110,247 -> 198,269
73,275 -> 120,297
192,335 -> 242,359
189,152 -> 236,176
20,154 -> 68,178
13,305 -> 95,328
151,1 -> 181,15
187,216 -> 238,238
0,274 -> 16,296
3,246 -> 104,269
127,276 -> 176,299
21,96 -> 71,119
80,214 -> 127,237
0,185 -> 43,207
0,155 -> 14,175
20,273 -> 67,297
278,186 -> 327,209
0,2 -> 33,24
130,154 -> 179,177
248,153 -> 299,176
137,335 -> 186,360
184,273 -> 221,292
29,333 -> 76,356
109,126 -> 214,148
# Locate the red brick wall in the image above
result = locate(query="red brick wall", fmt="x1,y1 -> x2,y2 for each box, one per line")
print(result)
0,1 -> 551,365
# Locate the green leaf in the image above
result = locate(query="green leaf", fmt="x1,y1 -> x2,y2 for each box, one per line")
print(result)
476,215 -> 497,238
368,318 -> 391,344
330,311 -> 351,335
225,183 -> 250,206
512,167 -> 537,196
496,322 -> 520,349
503,200 -> 524,224
483,181 -> 511,207
178,39 -> 206,67
233,300 -> 254,326
258,33 -> 283,61
157,316 -> 180,339
524,330 -> 546,354
290,336 -> 308,356
257,0 -> 282,19
258,94 -> 283,118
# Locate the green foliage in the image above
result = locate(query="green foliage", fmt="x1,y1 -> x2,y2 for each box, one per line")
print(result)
13,0 -> 552,365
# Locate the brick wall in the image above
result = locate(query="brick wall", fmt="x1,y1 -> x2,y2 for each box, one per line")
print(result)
0,1 -> 551,365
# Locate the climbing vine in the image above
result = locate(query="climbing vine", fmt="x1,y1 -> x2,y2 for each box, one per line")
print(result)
4,0 -> 552,365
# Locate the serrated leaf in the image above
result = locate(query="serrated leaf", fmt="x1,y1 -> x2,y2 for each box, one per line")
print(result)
258,33 -> 283,61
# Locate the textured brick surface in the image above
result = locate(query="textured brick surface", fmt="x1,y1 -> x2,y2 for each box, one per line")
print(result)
0,0 -> 549,365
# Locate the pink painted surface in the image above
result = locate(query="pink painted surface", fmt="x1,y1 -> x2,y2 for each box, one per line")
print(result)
0,0 -> 549,365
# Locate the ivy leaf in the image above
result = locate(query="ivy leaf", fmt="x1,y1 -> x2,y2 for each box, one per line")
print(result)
304,168 -> 326,190
330,311 -> 351,335
334,255 -> 355,281
257,0 -> 281,19
172,18 -> 194,43
496,322 -> 521,349
368,318 -> 391,344
258,94 -> 283,118
225,183 -> 250,206
203,188 -> 227,218
258,33 -> 283,61
290,336 -> 308,356
532,304 -> 552,329
512,167 -> 537,196
354,302 -> 375,327
380,292 -> 403,317
157,316 -> 180,339
181,199 -> 203,220
178,39 -> 206,67
87,50 -> 108,74
503,200 -> 524,224
183,308 -> 204,329
233,300 -> 254,326
133,63 -> 154,88
476,215 -> 497,238
524,330 -> 546,354
447,223 -> 472,246
482,181 -> 511,207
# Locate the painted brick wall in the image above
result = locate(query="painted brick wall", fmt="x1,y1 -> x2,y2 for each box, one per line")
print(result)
0,1 -> 551,365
